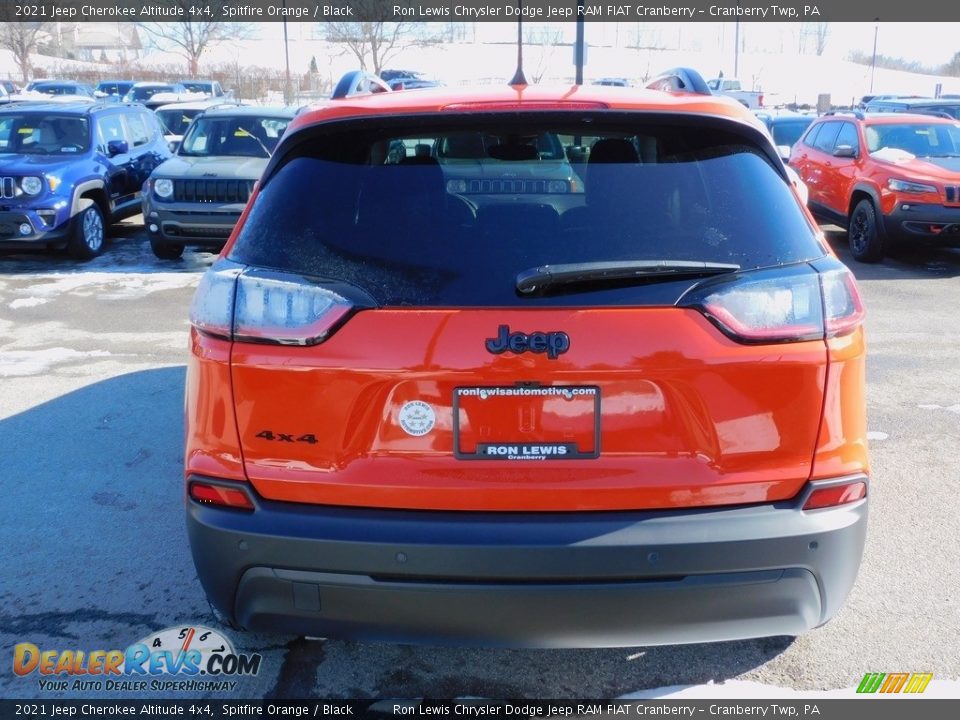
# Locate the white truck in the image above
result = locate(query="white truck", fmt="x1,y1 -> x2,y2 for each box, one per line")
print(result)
707,78 -> 764,109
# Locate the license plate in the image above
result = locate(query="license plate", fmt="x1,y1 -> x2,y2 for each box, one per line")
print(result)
453,385 -> 600,460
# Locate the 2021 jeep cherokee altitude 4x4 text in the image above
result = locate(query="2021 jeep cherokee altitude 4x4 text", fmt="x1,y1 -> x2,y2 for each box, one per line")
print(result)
185,70 -> 869,648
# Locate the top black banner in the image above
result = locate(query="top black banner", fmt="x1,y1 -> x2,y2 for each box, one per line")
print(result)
2,0 -> 960,23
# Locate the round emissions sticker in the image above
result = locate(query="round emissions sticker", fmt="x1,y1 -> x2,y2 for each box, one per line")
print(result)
398,401 -> 436,437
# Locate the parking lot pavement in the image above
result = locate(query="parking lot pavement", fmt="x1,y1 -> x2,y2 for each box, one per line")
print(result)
0,226 -> 958,699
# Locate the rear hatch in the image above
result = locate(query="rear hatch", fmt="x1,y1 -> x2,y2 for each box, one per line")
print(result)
208,112 -> 845,511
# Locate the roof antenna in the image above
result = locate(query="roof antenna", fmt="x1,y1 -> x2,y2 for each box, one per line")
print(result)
509,1 -> 528,86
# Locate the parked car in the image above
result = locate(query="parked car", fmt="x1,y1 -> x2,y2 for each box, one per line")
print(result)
183,68 -> 868,647
0,80 -> 21,95
143,105 -> 294,259
24,81 -> 95,98
154,98 -> 239,152
864,97 -> 960,120
706,77 -> 763,109
755,110 -> 816,155
433,130 -> 582,206
178,80 -> 227,98
387,78 -> 442,91
94,80 -> 135,101
790,110 -> 960,261
0,101 -> 171,258
592,77 -> 631,87
122,82 -> 192,110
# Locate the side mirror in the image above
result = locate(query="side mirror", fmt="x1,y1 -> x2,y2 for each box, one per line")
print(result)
776,144 -> 792,162
168,140 -> 180,154
106,139 -> 129,157
833,144 -> 857,158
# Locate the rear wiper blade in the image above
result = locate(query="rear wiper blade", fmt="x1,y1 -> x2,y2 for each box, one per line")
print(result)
516,260 -> 741,294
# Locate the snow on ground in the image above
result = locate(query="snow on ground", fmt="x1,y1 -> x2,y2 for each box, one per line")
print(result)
0,347 -> 112,378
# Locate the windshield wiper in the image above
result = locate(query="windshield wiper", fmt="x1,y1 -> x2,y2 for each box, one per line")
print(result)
516,260 -> 741,295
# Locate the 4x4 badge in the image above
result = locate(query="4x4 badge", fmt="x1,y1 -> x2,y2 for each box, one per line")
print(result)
485,325 -> 570,359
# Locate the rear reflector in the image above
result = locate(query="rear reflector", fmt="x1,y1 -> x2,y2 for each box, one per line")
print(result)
802,481 -> 867,510
189,482 -> 254,511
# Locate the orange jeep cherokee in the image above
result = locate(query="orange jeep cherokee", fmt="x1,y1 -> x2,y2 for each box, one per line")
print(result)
185,69 -> 869,647
790,110 -> 960,262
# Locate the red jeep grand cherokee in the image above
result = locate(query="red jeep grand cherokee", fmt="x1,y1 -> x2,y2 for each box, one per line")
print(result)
184,70 -> 869,647
790,110 -> 960,262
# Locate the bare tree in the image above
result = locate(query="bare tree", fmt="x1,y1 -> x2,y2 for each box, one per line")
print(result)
0,22 -> 49,83
799,22 -> 830,56
321,1 -> 443,76
322,22 -> 422,76
813,22 -> 830,56
138,16 -> 253,76
524,27 -> 564,84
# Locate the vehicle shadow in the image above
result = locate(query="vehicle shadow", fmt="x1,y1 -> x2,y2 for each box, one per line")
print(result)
823,224 -> 960,281
0,219 -> 218,276
270,634 -> 795,699
0,367 -> 211,661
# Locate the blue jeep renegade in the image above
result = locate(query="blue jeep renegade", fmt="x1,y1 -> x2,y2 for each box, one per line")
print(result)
0,100 -> 171,259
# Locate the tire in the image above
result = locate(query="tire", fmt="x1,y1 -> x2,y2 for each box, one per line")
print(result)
848,199 -> 885,263
150,238 -> 185,260
67,201 -> 106,260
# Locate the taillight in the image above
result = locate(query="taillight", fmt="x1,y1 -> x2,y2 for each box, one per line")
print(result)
802,480 -> 867,510
189,481 -> 254,511
189,264 -> 241,339
821,268 -> 865,337
682,263 -> 864,344
233,270 -> 353,345
189,262 -> 356,346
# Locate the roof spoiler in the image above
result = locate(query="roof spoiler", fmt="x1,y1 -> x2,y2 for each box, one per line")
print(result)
645,68 -> 711,96
331,71 -> 392,100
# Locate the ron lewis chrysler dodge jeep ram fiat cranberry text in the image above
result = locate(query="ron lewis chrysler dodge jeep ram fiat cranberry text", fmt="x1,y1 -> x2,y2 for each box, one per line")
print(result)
184,69 -> 869,648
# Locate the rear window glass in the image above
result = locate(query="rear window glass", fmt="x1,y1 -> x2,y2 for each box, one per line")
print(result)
229,117 -> 823,307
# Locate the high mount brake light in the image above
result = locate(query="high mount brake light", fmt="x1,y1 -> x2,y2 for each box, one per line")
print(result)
443,101 -> 609,112
682,265 -> 864,344
189,265 -> 354,346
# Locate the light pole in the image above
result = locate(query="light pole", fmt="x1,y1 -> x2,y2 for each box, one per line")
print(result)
870,21 -> 879,93
575,1 -> 585,85
283,0 -> 292,104
734,21 -> 740,77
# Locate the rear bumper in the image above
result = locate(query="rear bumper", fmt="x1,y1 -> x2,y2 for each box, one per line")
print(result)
186,475 -> 868,648
882,202 -> 960,246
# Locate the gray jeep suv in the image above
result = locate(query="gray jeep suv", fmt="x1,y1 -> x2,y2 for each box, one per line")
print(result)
142,106 -> 294,259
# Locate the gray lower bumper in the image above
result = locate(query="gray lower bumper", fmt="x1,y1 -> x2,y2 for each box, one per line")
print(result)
186,476 -> 868,648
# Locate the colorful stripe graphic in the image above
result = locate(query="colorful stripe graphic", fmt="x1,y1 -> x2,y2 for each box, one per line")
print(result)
857,672 -> 933,694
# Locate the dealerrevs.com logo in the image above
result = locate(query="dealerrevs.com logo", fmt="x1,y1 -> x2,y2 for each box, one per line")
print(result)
13,625 -> 262,693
